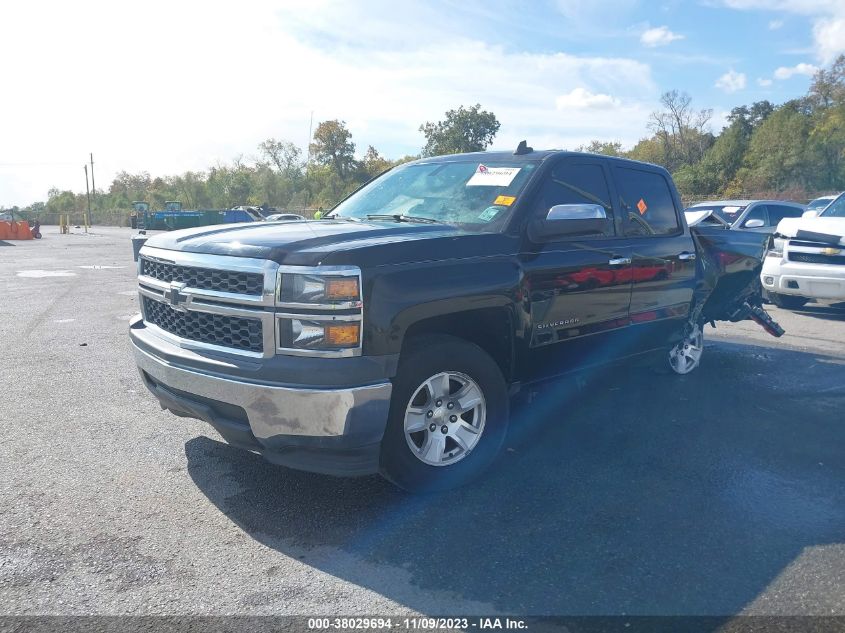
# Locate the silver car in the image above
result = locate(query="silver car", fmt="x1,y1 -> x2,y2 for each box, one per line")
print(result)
685,199 -> 805,233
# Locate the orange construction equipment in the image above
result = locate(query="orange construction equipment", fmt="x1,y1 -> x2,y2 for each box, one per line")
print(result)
1,221 -> 34,240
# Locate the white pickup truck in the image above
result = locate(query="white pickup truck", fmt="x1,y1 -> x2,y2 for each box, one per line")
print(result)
761,192 -> 845,309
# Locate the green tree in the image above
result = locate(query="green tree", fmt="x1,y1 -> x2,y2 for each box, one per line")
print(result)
808,104 -> 845,189
578,140 -> 623,156
258,138 -> 303,180
647,90 -> 714,171
738,102 -> 813,191
361,145 -> 391,178
419,104 -> 500,156
309,120 -> 356,178
807,54 -> 845,111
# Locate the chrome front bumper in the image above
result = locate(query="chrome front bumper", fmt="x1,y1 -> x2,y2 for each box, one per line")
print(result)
133,343 -> 392,444
132,326 -> 393,475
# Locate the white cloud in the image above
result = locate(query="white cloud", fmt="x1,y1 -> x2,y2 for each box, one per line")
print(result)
757,77 -> 774,86
556,88 -> 621,109
716,1 -> 845,62
0,0 -> 659,206
773,62 -> 819,79
715,69 -> 747,92
813,17 -> 845,63
768,19 -> 784,29
640,25 -> 685,47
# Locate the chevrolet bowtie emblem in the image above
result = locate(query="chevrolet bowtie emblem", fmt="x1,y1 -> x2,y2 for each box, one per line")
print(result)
821,247 -> 842,256
164,282 -> 189,311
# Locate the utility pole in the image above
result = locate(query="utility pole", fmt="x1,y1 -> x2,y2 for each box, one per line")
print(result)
89,153 -> 96,224
84,165 -> 91,233
307,110 -> 314,166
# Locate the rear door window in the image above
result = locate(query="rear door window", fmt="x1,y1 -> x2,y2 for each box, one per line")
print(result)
614,167 -> 681,236
767,205 -> 803,224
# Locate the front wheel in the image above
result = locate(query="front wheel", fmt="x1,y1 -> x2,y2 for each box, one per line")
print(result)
380,335 -> 508,493
769,293 -> 808,310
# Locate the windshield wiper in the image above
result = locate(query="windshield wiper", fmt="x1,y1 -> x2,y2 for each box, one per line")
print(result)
365,214 -> 443,224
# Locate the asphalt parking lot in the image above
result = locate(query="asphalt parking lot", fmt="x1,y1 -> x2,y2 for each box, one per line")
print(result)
1,226 -> 844,616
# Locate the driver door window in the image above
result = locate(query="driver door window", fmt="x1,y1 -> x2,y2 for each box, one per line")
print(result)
742,205 -> 768,227
532,163 -> 615,237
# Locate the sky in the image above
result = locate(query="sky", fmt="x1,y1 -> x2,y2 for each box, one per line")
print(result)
1,0 -> 844,207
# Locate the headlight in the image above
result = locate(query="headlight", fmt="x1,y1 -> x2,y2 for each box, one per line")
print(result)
277,317 -> 361,353
767,238 -> 785,258
278,273 -> 361,306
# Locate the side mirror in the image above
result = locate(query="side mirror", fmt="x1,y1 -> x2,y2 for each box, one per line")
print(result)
529,204 -> 609,240
744,218 -> 765,228
802,210 -> 820,218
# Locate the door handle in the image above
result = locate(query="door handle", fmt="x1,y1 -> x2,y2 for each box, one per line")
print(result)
678,252 -> 696,261
608,257 -> 632,266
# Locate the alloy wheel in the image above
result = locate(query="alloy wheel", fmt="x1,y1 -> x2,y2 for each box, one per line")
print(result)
403,371 -> 486,467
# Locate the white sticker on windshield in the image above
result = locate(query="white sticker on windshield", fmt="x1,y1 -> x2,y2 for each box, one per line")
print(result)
466,164 -> 521,187
722,206 -> 741,214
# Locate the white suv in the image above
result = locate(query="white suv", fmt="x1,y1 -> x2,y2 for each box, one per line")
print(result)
761,192 -> 845,309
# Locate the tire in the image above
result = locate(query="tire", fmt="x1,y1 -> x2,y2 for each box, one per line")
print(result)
668,323 -> 704,375
379,334 -> 509,493
769,293 -> 808,310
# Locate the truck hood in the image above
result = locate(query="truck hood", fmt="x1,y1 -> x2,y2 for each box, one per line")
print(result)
142,220 -> 470,266
776,217 -> 845,245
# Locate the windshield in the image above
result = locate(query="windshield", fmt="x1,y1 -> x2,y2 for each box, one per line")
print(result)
820,192 -> 845,218
330,160 -> 539,229
687,204 -> 747,226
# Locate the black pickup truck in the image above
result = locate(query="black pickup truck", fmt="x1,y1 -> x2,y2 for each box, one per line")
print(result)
129,146 -> 780,492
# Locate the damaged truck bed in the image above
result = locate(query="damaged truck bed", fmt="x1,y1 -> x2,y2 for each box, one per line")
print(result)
692,224 -> 784,336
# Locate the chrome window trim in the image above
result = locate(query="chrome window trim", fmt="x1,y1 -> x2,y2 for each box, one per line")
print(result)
275,311 -> 363,358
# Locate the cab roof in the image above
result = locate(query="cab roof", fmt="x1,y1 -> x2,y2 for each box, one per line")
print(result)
410,149 -> 665,172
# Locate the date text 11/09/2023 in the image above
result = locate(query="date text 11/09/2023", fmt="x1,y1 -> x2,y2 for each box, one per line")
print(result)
307,617 -> 528,630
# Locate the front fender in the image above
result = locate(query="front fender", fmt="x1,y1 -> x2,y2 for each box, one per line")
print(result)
363,258 -> 523,356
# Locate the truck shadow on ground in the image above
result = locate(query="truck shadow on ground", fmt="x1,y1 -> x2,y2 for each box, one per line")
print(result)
791,303 -> 845,322
185,341 -> 845,615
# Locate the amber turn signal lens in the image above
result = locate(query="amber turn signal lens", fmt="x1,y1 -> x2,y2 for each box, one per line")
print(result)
325,277 -> 360,301
324,323 -> 360,346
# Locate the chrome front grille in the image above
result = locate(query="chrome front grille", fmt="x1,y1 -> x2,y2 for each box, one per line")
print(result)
138,247 -> 278,357
137,247 -> 363,359
788,252 -> 845,265
143,297 -> 263,352
140,256 -> 264,295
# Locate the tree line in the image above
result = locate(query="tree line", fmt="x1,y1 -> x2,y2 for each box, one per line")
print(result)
6,55 -> 844,222
583,55 -> 845,202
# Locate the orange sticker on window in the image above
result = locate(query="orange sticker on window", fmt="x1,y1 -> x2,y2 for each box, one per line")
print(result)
494,195 -> 516,206
637,198 -> 648,215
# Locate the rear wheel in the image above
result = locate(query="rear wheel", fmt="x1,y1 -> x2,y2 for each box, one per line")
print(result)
769,293 -> 808,310
380,335 -> 508,493
668,323 -> 704,375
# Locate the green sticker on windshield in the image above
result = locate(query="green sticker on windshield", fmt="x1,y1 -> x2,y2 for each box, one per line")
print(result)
478,207 -> 501,222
